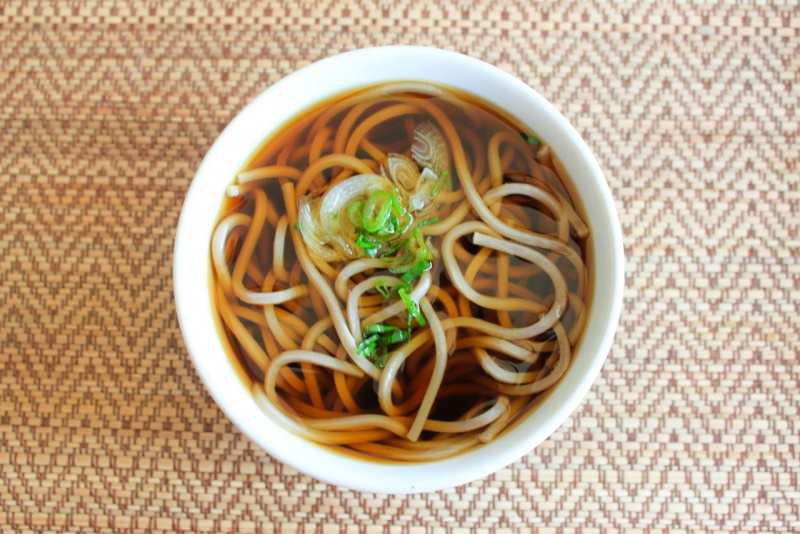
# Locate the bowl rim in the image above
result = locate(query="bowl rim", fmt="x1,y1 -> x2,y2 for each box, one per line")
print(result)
173,45 -> 624,493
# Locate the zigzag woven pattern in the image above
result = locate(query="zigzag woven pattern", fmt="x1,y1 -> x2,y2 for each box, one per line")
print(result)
0,1 -> 798,531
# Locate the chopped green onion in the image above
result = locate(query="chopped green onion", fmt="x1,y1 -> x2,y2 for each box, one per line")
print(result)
375,283 -> 392,300
357,322 -> 412,368
357,336 -> 379,358
346,189 -> 414,261
440,169 -> 453,193
345,186 -> 438,278
362,190 -> 393,233
346,200 -> 364,226
387,191 -> 412,234
524,132 -> 541,147
388,227 -> 434,281
379,240 -> 403,257
400,260 -> 432,285
364,323 -> 402,335
355,232 -> 381,256
398,286 -> 426,327
418,217 -> 439,228
385,329 -> 410,345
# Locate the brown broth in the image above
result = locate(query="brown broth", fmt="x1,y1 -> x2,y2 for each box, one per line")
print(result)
209,82 -> 592,462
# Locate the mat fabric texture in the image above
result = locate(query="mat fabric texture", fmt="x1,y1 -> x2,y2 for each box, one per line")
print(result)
1,1 -> 798,532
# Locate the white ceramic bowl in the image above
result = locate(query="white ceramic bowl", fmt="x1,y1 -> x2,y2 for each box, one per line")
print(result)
174,46 -> 624,493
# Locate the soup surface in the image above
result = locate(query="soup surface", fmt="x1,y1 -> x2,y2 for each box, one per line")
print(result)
210,82 -> 591,461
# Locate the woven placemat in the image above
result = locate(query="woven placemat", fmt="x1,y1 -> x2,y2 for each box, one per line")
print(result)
1,1 -> 798,531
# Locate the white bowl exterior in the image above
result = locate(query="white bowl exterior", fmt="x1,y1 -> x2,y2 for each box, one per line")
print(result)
174,46 -> 624,493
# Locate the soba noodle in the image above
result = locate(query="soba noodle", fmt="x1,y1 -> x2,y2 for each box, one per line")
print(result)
210,83 -> 590,462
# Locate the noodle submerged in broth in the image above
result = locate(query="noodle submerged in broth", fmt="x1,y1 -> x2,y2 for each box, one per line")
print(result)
210,82 -> 591,461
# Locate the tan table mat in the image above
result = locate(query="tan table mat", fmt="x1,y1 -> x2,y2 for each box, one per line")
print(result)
1,1 -> 798,531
